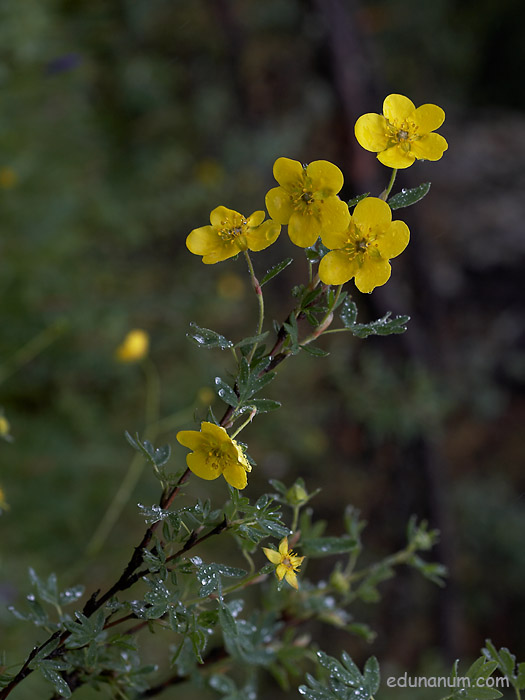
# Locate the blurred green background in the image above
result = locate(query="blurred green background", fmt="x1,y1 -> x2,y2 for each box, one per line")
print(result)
1,0 -> 524,697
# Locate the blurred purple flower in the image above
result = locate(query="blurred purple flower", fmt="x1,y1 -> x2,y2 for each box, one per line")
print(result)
45,53 -> 82,76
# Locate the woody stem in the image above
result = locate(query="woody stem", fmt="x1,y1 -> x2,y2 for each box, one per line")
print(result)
243,250 -> 265,364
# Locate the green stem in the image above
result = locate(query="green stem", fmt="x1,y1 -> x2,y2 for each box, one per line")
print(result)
346,545 -> 414,585
380,168 -> 398,201
291,505 -> 300,532
0,320 -> 65,386
229,408 -> 256,439
300,283 -> 343,347
243,250 -> 264,364
184,569 -> 266,607
85,358 -> 161,557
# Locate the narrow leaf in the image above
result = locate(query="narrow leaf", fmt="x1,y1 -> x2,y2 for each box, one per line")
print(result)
39,666 -> 71,698
249,399 -> 281,413
388,182 -> 431,210
301,344 -> 329,358
347,193 -> 369,208
261,257 -> 293,286
302,536 -> 357,557
187,322 -> 233,349
214,377 -> 238,407
340,298 -> 358,328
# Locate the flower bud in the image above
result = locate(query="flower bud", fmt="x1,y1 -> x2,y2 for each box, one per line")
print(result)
286,483 -> 308,506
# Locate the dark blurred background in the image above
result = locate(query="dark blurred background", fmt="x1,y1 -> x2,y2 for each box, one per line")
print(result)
1,0 -> 524,697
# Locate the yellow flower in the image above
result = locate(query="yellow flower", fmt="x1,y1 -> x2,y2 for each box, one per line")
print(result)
265,157 -> 350,248
0,415 -> 10,436
0,167 -> 17,189
186,206 -> 280,264
0,486 -> 9,512
263,536 -> 305,589
115,329 -> 149,363
176,421 -> 252,490
319,197 -> 409,293
217,272 -> 246,301
355,94 -> 448,169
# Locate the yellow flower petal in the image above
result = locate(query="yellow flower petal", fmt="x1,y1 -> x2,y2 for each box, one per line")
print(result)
320,227 -> 349,250
202,242 -> 239,264
210,205 -> 237,228
409,133 -> 448,161
376,220 -> 410,259
186,226 -> 219,255
201,421 -> 230,442
284,569 -> 299,589
273,157 -> 304,189
354,259 -> 391,293
247,220 -> 281,252
377,144 -> 415,169
290,553 -> 305,569
246,210 -> 265,227
352,196 -> 391,230
319,196 -> 351,235
265,186 -> 294,224
279,537 -> 289,556
319,250 -> 358,285
383,94 -> 416,124
354,113 -> 389,152
186,451 -> 222,480
176,429 -> 205,450
411,104 -> 445,133
306,160 -> 344,195
232,441 -> 252,472
275,563 -> 287,581
263,547 -> 282,564
222,461 -> 248,490
288,210 -> 321,248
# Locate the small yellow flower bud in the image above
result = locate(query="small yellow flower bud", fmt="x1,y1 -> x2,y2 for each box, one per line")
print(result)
115,329 -> 149,363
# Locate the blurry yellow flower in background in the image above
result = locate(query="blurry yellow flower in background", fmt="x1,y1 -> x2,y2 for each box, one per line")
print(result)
115,329 -> 150,363
319,197 -> 409,293
0,413 -> 12,442
265,157 -> 350,248
263,536 -> 305,589
355,94 -> 448,169
0,486 -> 9,512
197,387 -> 215,406
193,158 -> 224,187
187,206 -> 280,264
176,421 -> 251,490
0,167 -> 17,189
217,272 -> 246,301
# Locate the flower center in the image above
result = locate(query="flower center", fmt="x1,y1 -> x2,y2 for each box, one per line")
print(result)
301,190 -> 314,204
282,556 -> 292,569
290,183 -> 320,218
397,129 -> 409,141
217,220 -> 247,242
206,446 -> 227,471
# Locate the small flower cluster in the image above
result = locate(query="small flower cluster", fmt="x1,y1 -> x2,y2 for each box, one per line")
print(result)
187,93 -> 446,294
